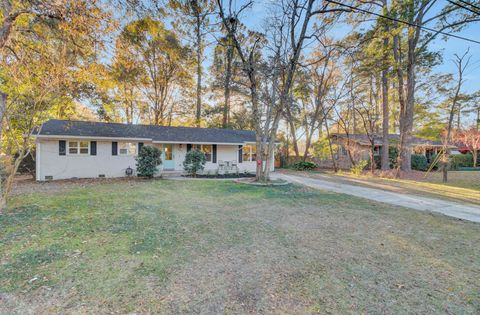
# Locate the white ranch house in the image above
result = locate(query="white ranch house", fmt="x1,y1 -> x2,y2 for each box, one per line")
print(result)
34,120 -> 273,181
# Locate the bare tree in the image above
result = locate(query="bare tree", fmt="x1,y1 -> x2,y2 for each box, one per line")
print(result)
355,88 -> 380,174
283,42 -> 337,160
216,0 -> 349,181
442,50 -> 471,182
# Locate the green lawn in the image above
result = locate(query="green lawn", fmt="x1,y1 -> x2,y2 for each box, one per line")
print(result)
1,179 -> 479,314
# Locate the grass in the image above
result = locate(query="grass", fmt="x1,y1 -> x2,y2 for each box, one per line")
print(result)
424,170 -> 480,190
1,179 -> 480,314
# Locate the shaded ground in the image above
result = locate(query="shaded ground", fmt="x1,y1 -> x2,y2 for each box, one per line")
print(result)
11,175 -> 150,196
1,180 -> 479,314
280,170 -> 480,206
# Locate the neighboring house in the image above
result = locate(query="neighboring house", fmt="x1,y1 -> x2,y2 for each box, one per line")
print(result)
315,133 -> 452,169
33,120 -> 272,181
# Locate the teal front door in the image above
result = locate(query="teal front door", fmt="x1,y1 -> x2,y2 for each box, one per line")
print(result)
163,144 -> 174,170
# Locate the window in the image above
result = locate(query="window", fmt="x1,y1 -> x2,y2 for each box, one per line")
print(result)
119,142 -> 137,155
164,144 -> 173,160
242,145 -> 256,162
68,141 -> 89,155
192,144 -> 212,162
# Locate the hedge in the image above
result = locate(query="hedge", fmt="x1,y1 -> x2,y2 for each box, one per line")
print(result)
291,161 -> 317,171
411,154 -> 428,171
450,153 -> 473,170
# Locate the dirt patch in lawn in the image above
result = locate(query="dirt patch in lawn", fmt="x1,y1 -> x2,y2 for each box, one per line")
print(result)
11,175 -> 153,196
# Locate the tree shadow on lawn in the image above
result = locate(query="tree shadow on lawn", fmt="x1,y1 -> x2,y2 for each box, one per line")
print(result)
0,180 -> 479,314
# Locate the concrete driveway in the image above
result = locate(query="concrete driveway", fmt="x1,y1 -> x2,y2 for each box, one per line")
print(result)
274,173 -> 480,223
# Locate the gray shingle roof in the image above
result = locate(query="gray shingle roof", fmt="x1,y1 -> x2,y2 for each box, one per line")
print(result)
36,120 -> 256,144
332,133 -> 444,146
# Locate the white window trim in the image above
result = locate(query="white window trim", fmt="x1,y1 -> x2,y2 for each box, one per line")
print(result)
67,140 -> 90,155
118,142 -> 137,156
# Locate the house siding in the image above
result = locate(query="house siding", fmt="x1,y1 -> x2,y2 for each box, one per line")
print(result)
37,139 -> 142,180
36,140 -> 272,181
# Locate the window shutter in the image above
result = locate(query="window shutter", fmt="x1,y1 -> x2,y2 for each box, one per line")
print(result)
59,140 -> 66,156
112,142 -> 118,155
187,144 -> 192,152
90,141 -> 97,156
212,144 -> 217,163
238,145 -> 243,163
138,142 -> 144,153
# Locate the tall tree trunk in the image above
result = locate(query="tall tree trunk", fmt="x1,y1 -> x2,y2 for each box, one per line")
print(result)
370,142 -> 375,173
195,15 -> 202,127
398,33 -> 415,172
302,125 -> 317,162
456,107 -> 461,130
381,70 -> 390,170
381,22 -> 390,171
392,25 -> 406,169
287,118 -> 300,158
223,35 -> 233,128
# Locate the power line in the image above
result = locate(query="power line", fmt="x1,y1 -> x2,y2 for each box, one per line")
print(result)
325,0 -> 480,45
457,0 -> 480,12
448,0 -> 480,16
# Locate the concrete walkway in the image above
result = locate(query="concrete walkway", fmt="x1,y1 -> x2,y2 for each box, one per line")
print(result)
275,173 -> 480,223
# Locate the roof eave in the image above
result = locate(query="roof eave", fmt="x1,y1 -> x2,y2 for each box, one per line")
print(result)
35,134 -> 256,145
35,134 -> 153,141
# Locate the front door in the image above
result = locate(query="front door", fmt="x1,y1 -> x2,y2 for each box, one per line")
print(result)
163,144 -> 174,170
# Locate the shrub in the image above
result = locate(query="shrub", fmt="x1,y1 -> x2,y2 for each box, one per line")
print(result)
291,161 -> 317,171
135,145 -> 162,178
351,160 -> 368,175
450,153 -> 473,170
370,147 -> 398,170
183,149 -> 206,177
411,154 -> 428,171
